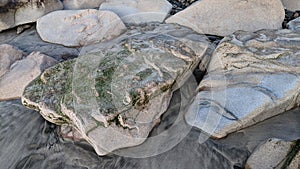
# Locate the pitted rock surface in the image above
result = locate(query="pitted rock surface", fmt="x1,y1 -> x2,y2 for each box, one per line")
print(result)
186,29 -> 300,138
22,23 -> 210,155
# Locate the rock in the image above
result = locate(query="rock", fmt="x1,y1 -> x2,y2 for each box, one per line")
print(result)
166,0 -> 285,36
99,0 -> 172,24
288,17 -> 300,31
22,23 -> 210,155
287,149 -> 300,169
0,44 -> 25,77
185,29 -> 300,138
245,138 -> 298,169
37,9 -> 126,47
281,0 -> 300,11
0,0 -> 63,32
0,26 -> 79,61
0,49 -> 58,101
63,0 -> 105,9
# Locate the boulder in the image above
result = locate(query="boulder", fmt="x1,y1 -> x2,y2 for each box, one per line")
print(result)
185,29 -> 300,138
0,0 -> 63,32
166,0 -> 285,36
281,0 -> 300,11
245,138 -> 298,169
0,48 -> 58,101
63,0 -> 105,10
22,23 -> 210,155
37,9 -> 126,47
288,17 -> 300,31
99,0 -> 172,24
0,44 -> 25,77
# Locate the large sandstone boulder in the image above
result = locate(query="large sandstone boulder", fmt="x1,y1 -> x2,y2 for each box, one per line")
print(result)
185,29 -> 300,138
99,0 -> 172,24
22,23 -> 210,155
246,138 -> 299,169
0,0 -> 63,32
0,45 -> 58,101
281,0 -> 300,11
37,9 -> 126,47
166,0 -> 285,36
63,0 -> 105,9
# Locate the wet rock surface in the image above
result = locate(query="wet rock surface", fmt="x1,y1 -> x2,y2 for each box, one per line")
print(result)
288,16 -> 300,31
99,0 -> 172,24
22,23 -> 210,155
186,29 -> 300,139
37,9 -> 126,47
0,0 -> 63,32
166,0 -> 285,36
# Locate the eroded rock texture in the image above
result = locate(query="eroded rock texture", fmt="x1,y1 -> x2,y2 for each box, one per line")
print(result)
0,0 -> 63,32
186,29 -> 300,138
22,23 -> 210,155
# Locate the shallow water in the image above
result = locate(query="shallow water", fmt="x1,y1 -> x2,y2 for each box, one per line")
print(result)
0,95 -> 299,169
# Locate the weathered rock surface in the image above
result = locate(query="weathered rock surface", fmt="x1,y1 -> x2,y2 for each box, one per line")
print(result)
288,17 -> 300,31
0,0 -> 63,32
22,23 -> 210,155
99,0 -> 172,24
0,48 -> 58,101
63,0 -> 105,9
37,9 -> 126,47
281,0 -> 300,11
166,0 -> 285,36
0,44 -> 25,77
0,26 -> 79,61
245,138 -> 298,169
185,29 -> 300,138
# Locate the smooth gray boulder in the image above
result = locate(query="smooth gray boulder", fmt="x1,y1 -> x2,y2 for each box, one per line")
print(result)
99,0 -> 172,24
246,138 -> 298,169
166,0 -> 285,36
288,17 -> 300,31
281,0 -> 300,11
0,44 -> 25,77
63,0 -> 105,9
0,46 -> 58,101
37,9 -> 126,47
185,29 -> 300,139
22,23 -> 210,155
0,0 -> 63,32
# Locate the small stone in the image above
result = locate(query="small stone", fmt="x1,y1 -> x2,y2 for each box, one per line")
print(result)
0,50 -> 58,101
99,0 -> 172,24
63,0 -> 105,10
37,9 -> 126,47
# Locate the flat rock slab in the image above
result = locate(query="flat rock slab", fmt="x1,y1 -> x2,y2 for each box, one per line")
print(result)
288,17 -> 300,31
99,0 -> 172,24
37,9 -> 126,47
166,0 -> 285,36
22,23 -> 210,155
246,138 -> 298,169
0,45 -> 58,101
281,0 -> 300,11
63,0 -> 105,9
0,0 -> 63,32
185,29 -> 300,138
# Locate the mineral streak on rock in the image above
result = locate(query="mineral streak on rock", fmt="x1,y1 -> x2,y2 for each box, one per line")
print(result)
22,23 -> 210,155
186,29 -> 300,139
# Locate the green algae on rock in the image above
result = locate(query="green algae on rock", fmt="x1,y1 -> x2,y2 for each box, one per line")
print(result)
22,23 -> 210,155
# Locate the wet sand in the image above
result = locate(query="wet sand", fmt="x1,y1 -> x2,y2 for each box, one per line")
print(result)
0,93 -> 299,169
